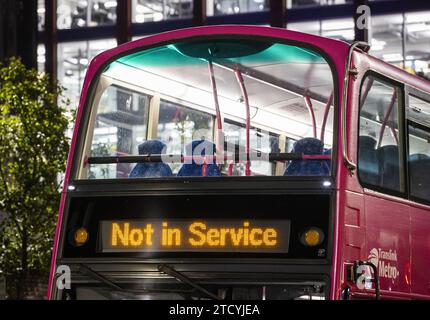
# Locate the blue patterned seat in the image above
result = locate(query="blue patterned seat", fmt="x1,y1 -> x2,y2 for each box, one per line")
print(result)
177,140 -> 221,177
323,148 -> 332,172
376,145 -> 400,189
284,137 -> 329,176
358,136 -> 379,185
129,140 -> 172,178
409,156 -> 430,200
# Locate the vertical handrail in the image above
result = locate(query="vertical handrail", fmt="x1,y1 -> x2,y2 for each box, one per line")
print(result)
359,77 -> 374,107
207,60 -> 223,169
320,92 -> 333,143
234,68 -> 251,176
377,90 -> 398,148
304,92 -> 318,139
207,60 -> 223,132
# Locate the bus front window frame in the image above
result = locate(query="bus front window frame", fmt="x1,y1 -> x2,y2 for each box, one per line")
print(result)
72,35 -> 339,183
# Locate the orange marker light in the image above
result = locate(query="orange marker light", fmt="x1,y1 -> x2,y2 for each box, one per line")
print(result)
74,227 -> 89,246
302,228 -> 323,247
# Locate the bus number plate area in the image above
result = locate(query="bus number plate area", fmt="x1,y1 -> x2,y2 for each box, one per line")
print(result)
100,219 -> 291,253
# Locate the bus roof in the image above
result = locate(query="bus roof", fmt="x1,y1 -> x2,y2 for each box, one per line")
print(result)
86,25 -> 350,86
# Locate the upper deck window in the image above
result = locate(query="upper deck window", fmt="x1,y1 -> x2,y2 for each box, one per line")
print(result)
407,94 -> 430,203
79,38 -> 335,179
358,75 -> 404,194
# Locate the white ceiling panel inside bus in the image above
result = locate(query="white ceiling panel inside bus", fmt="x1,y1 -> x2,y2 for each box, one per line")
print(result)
114,61 -> 332,105
114,41 -> 334,104
103,41 -> 334,139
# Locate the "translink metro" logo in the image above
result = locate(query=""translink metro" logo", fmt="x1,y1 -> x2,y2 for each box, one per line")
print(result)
368,248 -> 400,280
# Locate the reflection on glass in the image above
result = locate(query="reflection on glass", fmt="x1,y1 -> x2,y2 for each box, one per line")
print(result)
157,100 -> 214,174
57,39 -> 117,109
89,85 -> 150,179
132,0 -> 193,23
57,0 -> 117,29
207,0 -> 269,16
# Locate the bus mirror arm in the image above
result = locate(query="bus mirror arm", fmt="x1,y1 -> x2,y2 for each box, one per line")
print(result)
350,260 -> 380,300
342,42 -> 369,174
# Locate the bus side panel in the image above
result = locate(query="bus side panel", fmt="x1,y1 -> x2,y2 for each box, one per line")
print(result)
410,204 -> 430,297
365,194 -> 411,296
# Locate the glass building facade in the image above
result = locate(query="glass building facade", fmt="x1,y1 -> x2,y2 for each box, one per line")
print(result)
36,0 -> 430,110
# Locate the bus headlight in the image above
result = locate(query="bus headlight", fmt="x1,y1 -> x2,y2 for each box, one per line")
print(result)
301,227 -> 324,247
74,227 -> 89,246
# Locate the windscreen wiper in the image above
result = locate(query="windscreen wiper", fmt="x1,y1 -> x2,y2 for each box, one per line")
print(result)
78,264 -> 194,297
158,264 -> 222,300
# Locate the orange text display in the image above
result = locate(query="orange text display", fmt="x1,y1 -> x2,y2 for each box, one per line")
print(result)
100,219 -> 290,253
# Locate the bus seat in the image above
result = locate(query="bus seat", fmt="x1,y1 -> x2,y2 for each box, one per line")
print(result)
323,148 -> 331,171
177,140 -> 221,177
129,140 -> 172,178
358,136 -> 379,185
409,158 -> 430,200
284,137 -> 329,176
376,145 -> 400,188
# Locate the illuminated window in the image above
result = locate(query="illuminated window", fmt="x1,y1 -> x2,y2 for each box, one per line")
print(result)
37,44 -> 46,73
407,95 -> 430,202
368,13 -> 430,81
37,0 -> 45,31
287,21 -> 321,36
57,0 -> 117,29
206,0 -> 269,16
132,0 -> 192,23
288,18 -> 354,42
369,14 -> 403,67
286,0 -> 347,8
57,39 -> 117,109
404,11 -> 430,80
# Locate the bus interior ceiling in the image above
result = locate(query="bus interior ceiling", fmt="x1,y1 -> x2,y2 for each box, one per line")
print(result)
98,44 -> 335,148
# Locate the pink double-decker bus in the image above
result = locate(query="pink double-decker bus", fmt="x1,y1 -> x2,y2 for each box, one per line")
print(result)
48,25 -> 430,300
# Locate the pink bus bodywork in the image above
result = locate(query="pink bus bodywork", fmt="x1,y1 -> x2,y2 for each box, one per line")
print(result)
47,25 -> 430,300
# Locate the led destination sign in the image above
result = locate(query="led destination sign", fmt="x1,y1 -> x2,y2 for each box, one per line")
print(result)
100,219 -> 290,253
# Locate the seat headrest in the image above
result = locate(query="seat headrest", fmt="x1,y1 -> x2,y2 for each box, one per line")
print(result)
185,140 -> 216,160
409,153 -> 429,162
359,136 -> 377,150
284,138 -> 329,176
292,137 -> 324,154
129,140 -> 172,178
377,145 -> 399,158
138,140 -> 166,155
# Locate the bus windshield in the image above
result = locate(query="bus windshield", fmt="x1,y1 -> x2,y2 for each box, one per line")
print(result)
79,38 -> 335,179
